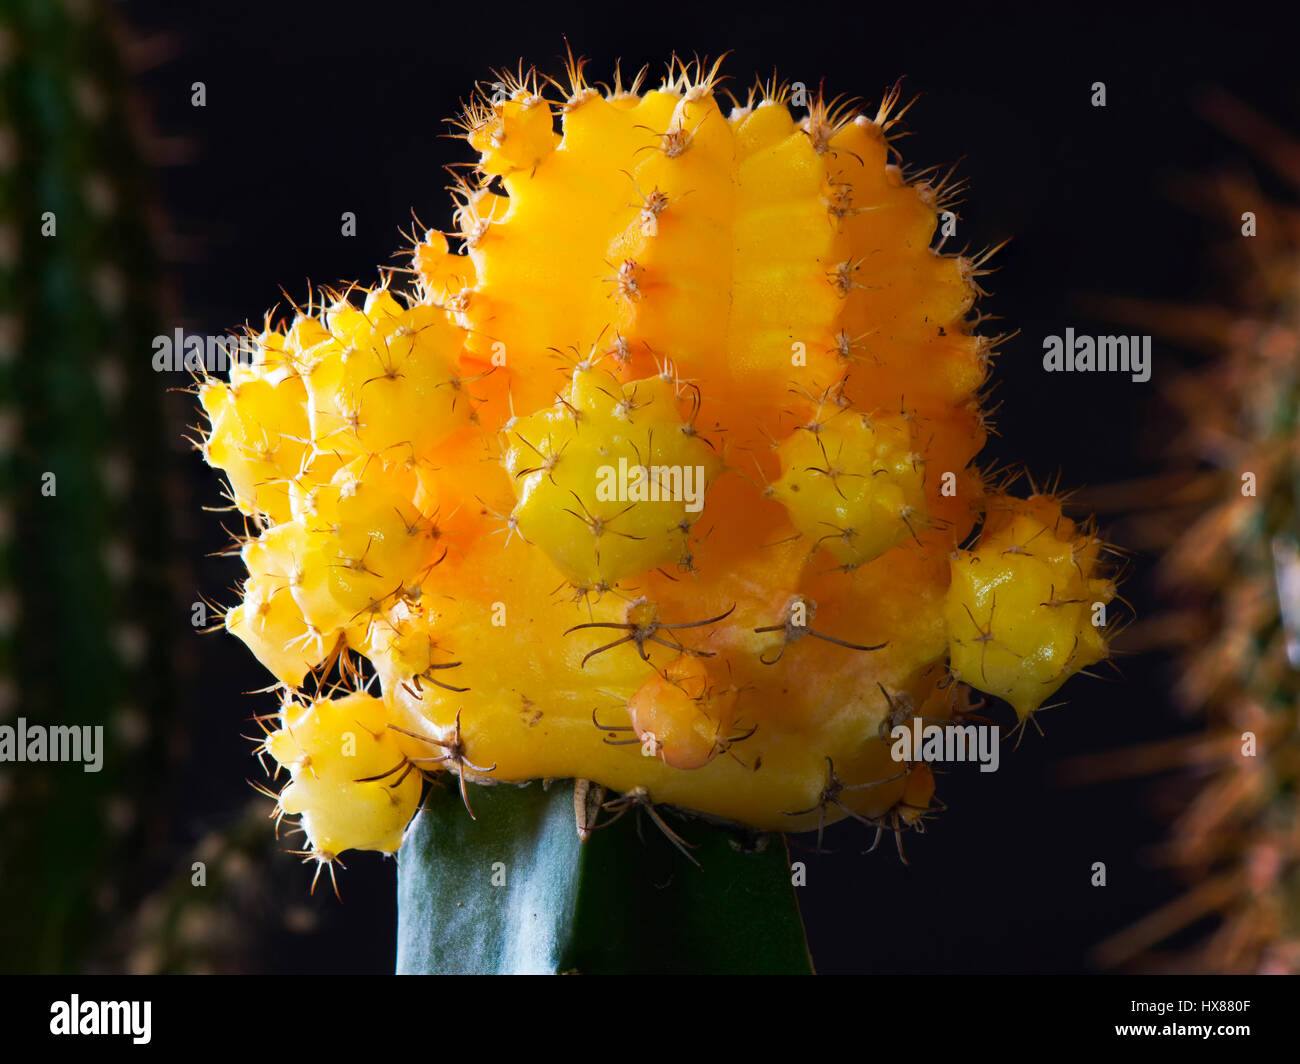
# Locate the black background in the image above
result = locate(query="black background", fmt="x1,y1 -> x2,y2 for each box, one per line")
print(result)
119,0 -> 1300,972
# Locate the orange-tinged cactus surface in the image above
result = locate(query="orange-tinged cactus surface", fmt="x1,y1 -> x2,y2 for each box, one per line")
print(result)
198,57 -> 1119,863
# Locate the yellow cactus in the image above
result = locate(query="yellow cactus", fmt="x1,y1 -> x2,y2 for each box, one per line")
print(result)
265,692 -> 424,867
944,494 -> 1116,720
199,57 -> 1120,866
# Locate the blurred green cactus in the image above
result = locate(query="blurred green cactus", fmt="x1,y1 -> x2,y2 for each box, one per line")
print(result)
0,0 -> 185,972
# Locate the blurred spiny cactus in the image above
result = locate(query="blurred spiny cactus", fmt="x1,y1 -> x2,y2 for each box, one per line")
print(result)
197,57 -> 1121,972
0,0 -> 189,972
1088,92 -> 1300,974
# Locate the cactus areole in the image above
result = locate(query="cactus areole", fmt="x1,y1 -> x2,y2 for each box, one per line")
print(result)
197,57 -> 1119,967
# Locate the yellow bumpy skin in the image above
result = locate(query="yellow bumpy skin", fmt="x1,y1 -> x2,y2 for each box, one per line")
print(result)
944,495 -> 1116,720
502,366 -> 723,585
771,410 -> 929,570
199,58 -> 1122,867
265,693 -> 423,857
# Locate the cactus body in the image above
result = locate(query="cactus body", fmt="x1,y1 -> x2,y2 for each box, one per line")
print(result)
200,59 -> 1117,868
1094,97 -> 1300,971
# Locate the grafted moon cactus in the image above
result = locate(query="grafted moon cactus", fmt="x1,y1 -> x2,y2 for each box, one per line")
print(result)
198,57 -> 1118,883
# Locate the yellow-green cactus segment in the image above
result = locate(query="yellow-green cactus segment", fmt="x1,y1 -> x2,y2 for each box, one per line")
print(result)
224,520 -> 323,688
196,59 -> 1121,862
224,576 -> 326,690
304,291 -> 475,463
288,456 -> 441,642
771,409 -> 929,569
943,494 -> 1115,719
198,371 -> 310,525
501,366 -> 723,586
265,692 -> 424,856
